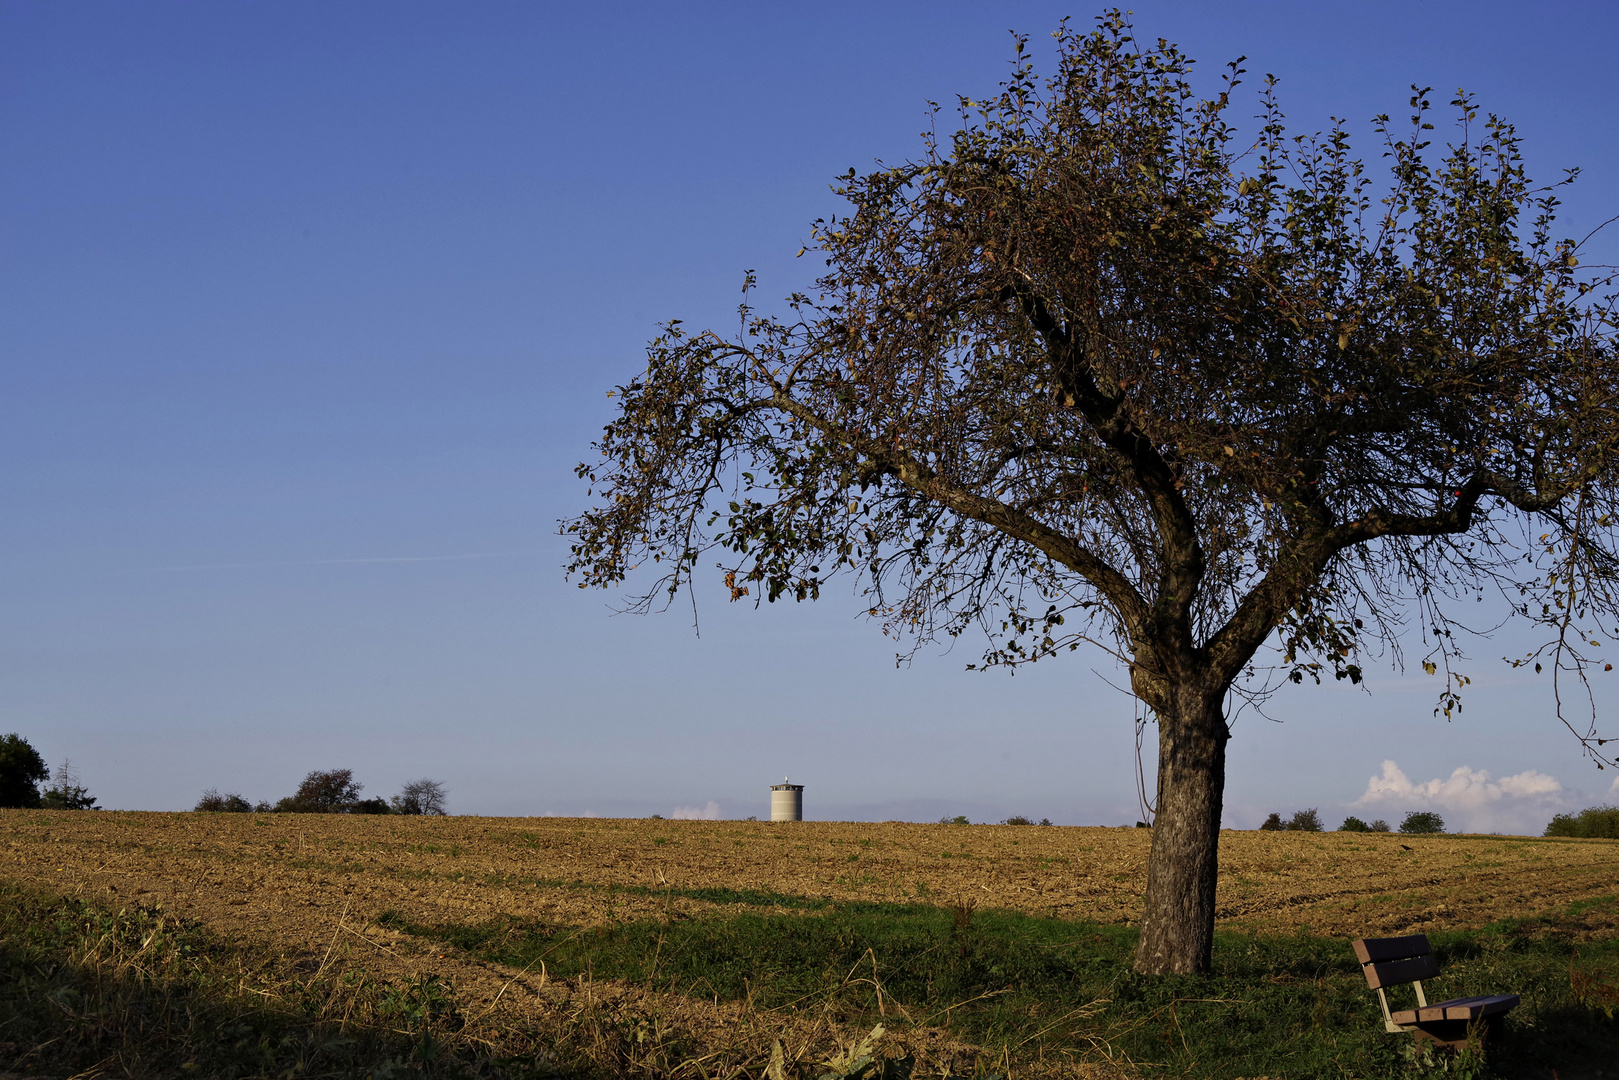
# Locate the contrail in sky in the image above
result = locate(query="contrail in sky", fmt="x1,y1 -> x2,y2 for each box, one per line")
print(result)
148,551 -> 534,572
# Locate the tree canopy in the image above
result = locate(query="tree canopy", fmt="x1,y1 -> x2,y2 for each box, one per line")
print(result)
391,778 -> 449,816
195,789 -> 256,813
0,733 -> 49,809
565,14 -> 1619,973
277,769 -> 365,814
1544,804 -> 1619,838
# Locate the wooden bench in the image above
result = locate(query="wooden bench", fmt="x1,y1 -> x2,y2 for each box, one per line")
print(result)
1351,934 -> 1519,1048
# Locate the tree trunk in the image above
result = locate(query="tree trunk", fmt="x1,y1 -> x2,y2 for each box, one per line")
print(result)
1133,685 -> 1229,975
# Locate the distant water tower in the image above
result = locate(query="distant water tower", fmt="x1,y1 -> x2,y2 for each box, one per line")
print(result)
770,777 -> 804,822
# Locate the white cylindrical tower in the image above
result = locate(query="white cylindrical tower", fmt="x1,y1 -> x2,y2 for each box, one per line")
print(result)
770,777 -> 804,822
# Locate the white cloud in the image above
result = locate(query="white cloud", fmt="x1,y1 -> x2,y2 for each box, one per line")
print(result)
672,801 -> 722,820
1354,760 -> 1567,835
1611,773 -> 1619,793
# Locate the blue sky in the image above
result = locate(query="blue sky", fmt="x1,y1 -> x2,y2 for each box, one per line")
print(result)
4,1 -> 1618,831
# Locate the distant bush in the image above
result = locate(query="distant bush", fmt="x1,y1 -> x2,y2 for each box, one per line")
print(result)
1544,804 -> 1619,839
40,760 -> 97,810
351,797 -> 391,815
195,789 -> 253,813
390,778 -> 448,816
939,815 -> 970,825
1002,815 -> 1033,825
1400,811 -> 1446,834
276,769 -> 368,813
1039,818 -> 1053,826
1339,816 -> 1370,832
0,733 -> 49,809
1259,810 -> 1322,831
1367,819 -> 1391,832
1287,808 -> 1323,832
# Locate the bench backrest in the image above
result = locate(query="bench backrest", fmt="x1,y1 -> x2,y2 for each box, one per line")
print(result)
1351,934 -> 1439,989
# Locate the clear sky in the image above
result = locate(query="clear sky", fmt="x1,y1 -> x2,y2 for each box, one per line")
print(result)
4,1 -> 1618,831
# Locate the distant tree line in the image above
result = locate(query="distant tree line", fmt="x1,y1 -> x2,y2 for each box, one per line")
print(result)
1544,805 -> 1619,839
3,732 -> 451,817
1257,809 -> 1443,834
24,723 -> 1607,837
195,770 -> 448,815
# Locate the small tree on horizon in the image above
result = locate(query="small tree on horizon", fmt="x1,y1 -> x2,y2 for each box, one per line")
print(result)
1287,808 -> 1323,832
0,733 -> 49,809
1400,810 -> 1446,834
195,789 -> 253,813
1258,809 -> 1322,831
40,760 -> 97,810
565,13 -> 1619,973
390,778 -> 448,816
277,769 -> 365,813
1339,815 -> 1370,832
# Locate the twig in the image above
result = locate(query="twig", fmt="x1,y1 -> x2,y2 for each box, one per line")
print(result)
314,899 -> 351,980
1011,998 -> 1111,1048
339,922 -> 405,958
466,926 -> 592,1026
917,986 -> 1014,1028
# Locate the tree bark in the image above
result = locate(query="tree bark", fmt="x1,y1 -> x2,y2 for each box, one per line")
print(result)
1133,683 -> 1229,975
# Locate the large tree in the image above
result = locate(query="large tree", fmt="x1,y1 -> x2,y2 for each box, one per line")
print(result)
564,15 -> 1619,973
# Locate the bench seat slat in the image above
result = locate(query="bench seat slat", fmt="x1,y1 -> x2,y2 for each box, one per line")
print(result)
1392,995 -> 1520,1027
1429,995 -> 1519,1022
1418,998 -> 1483,1023
1353,935 -> 1432,965
1363,954 -> 1440,989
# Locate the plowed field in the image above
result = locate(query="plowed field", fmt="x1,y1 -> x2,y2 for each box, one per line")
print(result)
4,809 -> 1616,1066
8,811 -> 1619,940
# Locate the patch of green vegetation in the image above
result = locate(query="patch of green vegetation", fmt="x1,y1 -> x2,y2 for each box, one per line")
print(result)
383,899 -> 1619,1079
595,881 -> 839,911
1568,895 -> 1619,918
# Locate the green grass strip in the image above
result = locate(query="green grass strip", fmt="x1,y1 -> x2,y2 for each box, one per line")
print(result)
383,897 -> 1619,1079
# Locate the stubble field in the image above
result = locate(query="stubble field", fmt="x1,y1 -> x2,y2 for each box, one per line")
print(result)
5,810 -> 1618,989
4,810 -> 1618,1078
7,811 -> 1619,934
